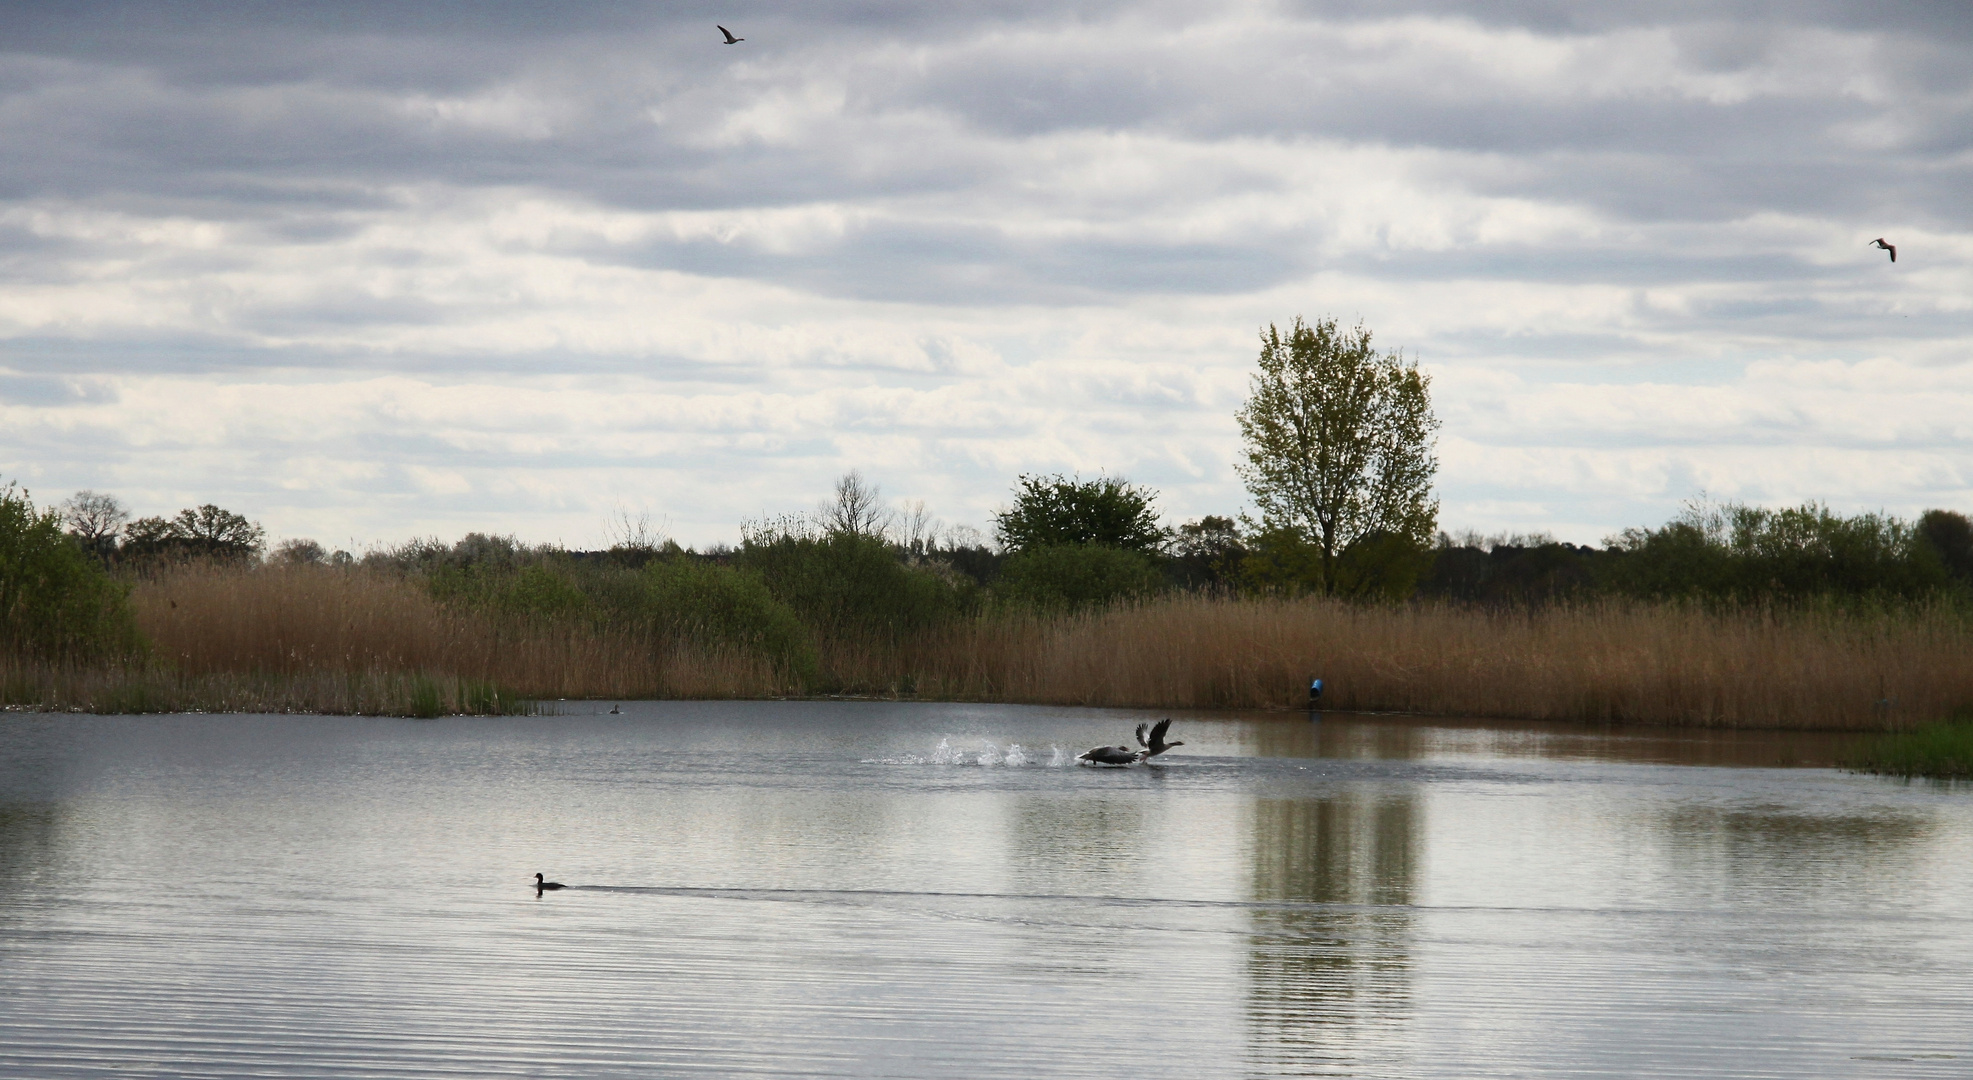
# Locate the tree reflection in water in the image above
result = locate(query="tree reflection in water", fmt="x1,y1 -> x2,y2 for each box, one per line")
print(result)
1246,790 -> 1418,1076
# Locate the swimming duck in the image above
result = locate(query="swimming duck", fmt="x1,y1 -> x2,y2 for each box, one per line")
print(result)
535,872 -> 565,891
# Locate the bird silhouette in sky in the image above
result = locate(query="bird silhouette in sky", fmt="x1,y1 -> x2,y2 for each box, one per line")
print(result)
1870,238 -> 1897,263
718,25 -> 744,44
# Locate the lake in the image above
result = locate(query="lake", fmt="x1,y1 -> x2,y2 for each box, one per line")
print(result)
0,702 -> 1968,1078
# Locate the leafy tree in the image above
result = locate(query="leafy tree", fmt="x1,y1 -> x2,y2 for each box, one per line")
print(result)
993,474 -> 1165,552
0,485 -> 140,660
1235,317 -> 1438,595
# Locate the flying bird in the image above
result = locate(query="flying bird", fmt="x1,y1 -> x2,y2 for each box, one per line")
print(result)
718,25 -> 744,44
1134,719 -> 1184,760
1870,238 -> 1897,263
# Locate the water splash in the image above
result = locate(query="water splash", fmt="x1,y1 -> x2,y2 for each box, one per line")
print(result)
1047,745 -> 1069,768
928,737 -> 964,765
867,737 -> 1054,767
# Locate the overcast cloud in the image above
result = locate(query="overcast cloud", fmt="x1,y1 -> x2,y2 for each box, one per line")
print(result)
2,0 -> 1968,548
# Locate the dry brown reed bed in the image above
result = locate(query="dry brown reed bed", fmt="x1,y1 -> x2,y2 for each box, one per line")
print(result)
10,564 -> 1968,728
2,563 -> 785,714
905,594 -> 1973,731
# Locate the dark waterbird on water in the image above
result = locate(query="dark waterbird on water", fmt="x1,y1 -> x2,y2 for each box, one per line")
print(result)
1078,720 -> 1183,766
535,873 -> 565,893
1076,744 -> 1141,766
1870,238 -> 1897,263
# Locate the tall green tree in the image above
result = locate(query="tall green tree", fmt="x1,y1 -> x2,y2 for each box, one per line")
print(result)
1235,317 -> 1438,595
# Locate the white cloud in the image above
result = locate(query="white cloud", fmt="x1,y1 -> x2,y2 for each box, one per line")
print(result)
0,2 -> 1968,548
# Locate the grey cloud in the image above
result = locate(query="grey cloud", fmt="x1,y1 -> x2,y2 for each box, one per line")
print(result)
0,373 -> 117,406
601,220 -> 1305,304
1294,0 -> 1973,40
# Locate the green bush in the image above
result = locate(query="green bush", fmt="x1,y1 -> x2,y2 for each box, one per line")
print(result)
0,485 -> 141,660
995,544 -> 1163,612
740,531 -> 972,638
993,473 -> 1165,552
640,559 -> 817,681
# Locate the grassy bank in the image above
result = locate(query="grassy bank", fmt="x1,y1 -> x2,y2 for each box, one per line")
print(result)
8,562 -> 1968,728
1842,715 -> 1973,778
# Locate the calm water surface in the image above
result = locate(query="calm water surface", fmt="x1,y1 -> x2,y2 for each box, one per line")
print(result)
0,703 -> 1968,1078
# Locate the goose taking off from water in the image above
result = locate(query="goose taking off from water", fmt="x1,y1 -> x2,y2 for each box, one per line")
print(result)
1077,744 -> 1142,766
718,25 -> 744,44
1078,720 -> 1184,765
1136,719 -> 1183,759
1870,238 -> 1897,263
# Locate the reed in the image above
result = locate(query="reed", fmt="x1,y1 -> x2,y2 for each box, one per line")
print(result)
900,594 -> 1973,731
10,563 -> 1970,728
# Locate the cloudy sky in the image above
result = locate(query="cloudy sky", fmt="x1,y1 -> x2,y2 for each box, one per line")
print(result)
3,1 -> 1968,550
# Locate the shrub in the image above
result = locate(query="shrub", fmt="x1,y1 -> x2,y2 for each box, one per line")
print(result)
0,485 -> 141,660
995,544 -> 1163,612
640,559 -> 817,682
741,530 -> 972,639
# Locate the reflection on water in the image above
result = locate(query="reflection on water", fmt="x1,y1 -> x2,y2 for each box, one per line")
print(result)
1246,791 -> 1417,1076
0,704 -> 1968,1079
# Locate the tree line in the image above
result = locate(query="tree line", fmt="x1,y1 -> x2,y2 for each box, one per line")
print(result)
11,313 -> 1973,671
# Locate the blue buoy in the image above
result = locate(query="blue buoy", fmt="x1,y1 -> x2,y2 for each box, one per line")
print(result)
1309,677 -> 1324,704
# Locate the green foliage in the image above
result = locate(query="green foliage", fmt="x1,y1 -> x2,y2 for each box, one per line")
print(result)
1918,510 -> 1973,585
1333,530 -> 1435,602
1604,500 -> 1950,604
641,558 -> 817,681
993,474 -> 1165,553
740,530 -> 972,639
1417,535 -> 1607,607
1236,316 -> 1439,596
1239,526 -> 1326,595
1843,713 -> 1973,779
1169,515 -> 1247,590
994,544 -> 1163,612
407,675 -> 446,719
0,485 -> 140,661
